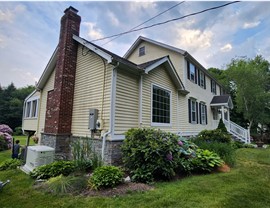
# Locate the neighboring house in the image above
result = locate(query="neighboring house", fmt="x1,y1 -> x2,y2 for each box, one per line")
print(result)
22,6 -> 249,165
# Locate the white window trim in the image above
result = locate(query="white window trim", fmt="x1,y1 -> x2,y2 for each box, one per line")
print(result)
24,96 -> 39,119
151,83 -> 172,127
189,63 -> 196,83
200,102 -> 206,125
211,80 -> 217,95
199,71 -> 205,88
190,99 -> 197,124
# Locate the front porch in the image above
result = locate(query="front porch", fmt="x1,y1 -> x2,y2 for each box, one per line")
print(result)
210,95 -> 250,143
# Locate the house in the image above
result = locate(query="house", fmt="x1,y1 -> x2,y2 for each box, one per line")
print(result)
22,6 -> 249,165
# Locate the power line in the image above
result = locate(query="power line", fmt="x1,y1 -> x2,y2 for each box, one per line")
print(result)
101,1 -> 185,46
91,1 -> 240,43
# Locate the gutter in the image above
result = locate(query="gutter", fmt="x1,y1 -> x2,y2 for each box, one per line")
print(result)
101,62 -> 119,161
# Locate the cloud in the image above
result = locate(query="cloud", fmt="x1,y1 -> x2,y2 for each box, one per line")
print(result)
0,4 -> 26,23
220,44 -> 232,52
107,11 -> 120,27
82,22 -> 104,40
174,28 -> 213,52
243,21 -> 260,29
0,9 -> 13,22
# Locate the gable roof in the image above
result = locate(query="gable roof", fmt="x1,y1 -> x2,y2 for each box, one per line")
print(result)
36,35 -> 187,93
124,36 -> 224,90
210,95 -> 233,109
36,47 -> 58,90
74,35 -> 187,92
139,56 -> 187,93
73,35 -> 142,73
124,36 -> 186,58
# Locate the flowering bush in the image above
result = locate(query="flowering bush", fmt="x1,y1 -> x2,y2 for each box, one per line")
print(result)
0,124 -> 13,150
121,128 -> 180,183
0,124 -> 13,135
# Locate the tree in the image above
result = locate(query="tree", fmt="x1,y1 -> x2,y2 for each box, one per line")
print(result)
226,55 -> 270,131
208,67 -> 248,128
0,83 -> 35,130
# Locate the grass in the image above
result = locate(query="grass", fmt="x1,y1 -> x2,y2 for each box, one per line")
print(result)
0,148 -> 270,208
0,135 -> 35,161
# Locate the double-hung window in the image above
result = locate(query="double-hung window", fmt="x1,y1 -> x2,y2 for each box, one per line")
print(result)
199,71 -> 205,88
211,80 -> 216,94
189,63 -> 196,82
200,103 -> 207,125
188,98 -> 198,124
24,97 -> 39,118
152,85 -> 171,125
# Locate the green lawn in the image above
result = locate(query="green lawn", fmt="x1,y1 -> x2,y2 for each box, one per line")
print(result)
0,148 -> 270,208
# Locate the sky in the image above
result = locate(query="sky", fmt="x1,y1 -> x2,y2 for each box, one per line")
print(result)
1,1 -> 270,88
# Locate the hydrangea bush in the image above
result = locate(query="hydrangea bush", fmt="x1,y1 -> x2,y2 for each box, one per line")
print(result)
0,124 -> 13,150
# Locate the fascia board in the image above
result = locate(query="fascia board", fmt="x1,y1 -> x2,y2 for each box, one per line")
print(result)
36,47 -> 58,90
73,35 -> 112,63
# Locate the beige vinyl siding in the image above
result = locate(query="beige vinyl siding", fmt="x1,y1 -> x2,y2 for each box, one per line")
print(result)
114,69 -> 139,135
37,69 -> 56,138
23,119 -> 38,131
141,65 -> 178,133
22,91 -> 41,131
182,70 -> 219,133
71,45 -> 112,137
127,41 -> 185,82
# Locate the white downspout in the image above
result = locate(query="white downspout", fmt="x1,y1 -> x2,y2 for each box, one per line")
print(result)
101,63 -> 118,161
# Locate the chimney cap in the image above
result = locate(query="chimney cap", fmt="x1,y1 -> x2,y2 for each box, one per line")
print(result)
64,6 -> 78,14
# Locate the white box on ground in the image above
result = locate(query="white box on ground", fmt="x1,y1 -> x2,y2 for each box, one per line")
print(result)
22,145 -> 55,173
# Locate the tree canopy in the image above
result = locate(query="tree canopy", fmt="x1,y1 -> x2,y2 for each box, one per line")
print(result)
226,55 -> 270,130
0,83 -> 35,130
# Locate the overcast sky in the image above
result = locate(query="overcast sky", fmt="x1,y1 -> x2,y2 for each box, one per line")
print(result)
1,1 -> 270,88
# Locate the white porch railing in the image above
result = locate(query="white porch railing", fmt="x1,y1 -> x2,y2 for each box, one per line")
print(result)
223,119 -> 250,144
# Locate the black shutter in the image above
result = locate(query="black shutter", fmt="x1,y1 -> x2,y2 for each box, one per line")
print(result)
211,80 -> 213,93
195,68 -> 198,84
197,69 -> 201,86
196,101 -> 198,124
188,99 -> 191,123
204,74 -> 206,89
199,103 -> 202,124
187,61 -> 190,80
205,105 -> 208,125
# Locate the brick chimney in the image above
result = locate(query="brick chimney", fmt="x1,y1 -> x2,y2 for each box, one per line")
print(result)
42,7 -> 81,158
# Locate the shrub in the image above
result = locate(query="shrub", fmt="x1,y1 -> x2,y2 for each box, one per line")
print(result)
192,139 -> 236,167
192,149 -> 224,173
0,132 -> 12,149
121,128 -> 181,183
13,127 -> 23,136
217,118 -> 228,133
0,159 -> 22,171
0,124 -> 13,135
45,175 -> 88,194
88,166 -> 124,190
176,157 -> 195,175
30,161 -> 76,179
0,135 -> 8,151
197,129 -> 232,143
71,137 -> 103,172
